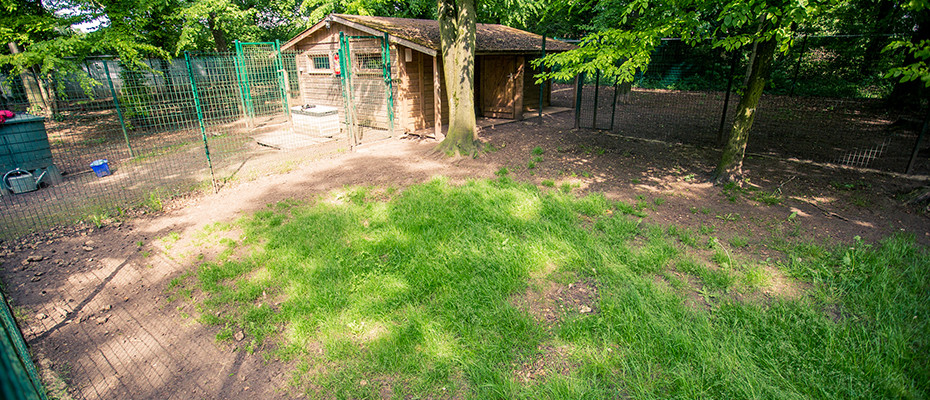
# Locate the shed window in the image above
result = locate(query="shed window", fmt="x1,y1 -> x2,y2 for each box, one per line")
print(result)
355,53 -> 384,71
308,54 -> 331,72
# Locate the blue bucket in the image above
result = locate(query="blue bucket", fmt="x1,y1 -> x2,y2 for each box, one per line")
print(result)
90,159 -> 110,177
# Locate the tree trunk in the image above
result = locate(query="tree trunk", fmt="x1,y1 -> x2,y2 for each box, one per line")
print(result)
7,42 -> 47,114
208,12 -> 229,52
887,18 -> 928,110
436,0 -> 478,155
713,37 -> 777,185
859,0 -> 895,76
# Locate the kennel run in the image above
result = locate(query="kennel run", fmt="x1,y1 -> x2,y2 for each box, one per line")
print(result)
282,14 -> 574,141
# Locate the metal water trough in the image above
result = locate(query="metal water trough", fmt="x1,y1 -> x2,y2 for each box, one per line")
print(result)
291,105 -> 339,138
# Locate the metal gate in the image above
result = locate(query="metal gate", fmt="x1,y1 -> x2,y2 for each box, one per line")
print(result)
234,41 -> 290,122
337,32 -> 395,148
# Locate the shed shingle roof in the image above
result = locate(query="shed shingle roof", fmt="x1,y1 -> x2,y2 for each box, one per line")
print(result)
284,14 -> 574,54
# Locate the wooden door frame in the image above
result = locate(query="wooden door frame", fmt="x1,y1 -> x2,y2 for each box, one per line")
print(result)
479,55 -> 517,119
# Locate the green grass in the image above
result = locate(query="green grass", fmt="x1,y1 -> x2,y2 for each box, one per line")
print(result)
722,182 -> 784,205
174,178 -> 930,399
729,235 -> 750,248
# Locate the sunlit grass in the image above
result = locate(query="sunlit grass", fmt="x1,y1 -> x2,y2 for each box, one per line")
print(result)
168,177 -> 930,399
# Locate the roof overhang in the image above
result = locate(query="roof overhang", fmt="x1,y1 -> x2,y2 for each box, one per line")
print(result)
281,15 -> 438,57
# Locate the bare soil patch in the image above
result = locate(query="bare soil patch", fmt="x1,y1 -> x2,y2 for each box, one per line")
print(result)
1,111 -> 927,398
514,279 -> 598,328
513,343 -> 575,384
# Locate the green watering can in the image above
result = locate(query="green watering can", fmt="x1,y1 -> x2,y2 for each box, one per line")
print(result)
3,168 -> 47,194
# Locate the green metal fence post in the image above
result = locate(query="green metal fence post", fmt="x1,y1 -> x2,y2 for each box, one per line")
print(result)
235,41 -> 255,120
338,32 -> 358,149
274,40 -> 291,116
383,33 -> 395,135
232,40 -> 251,127
102,59 -> 135,158
184,51 -> 218,193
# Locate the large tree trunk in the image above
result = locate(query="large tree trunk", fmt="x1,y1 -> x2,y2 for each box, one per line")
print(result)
7,42 -> 47,114
208,12 -> 229,52
859,0 -> 895,76
436,0 -> 478,155
713,37 -> 776,185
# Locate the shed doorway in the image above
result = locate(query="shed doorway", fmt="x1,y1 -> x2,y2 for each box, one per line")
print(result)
480,56 -> 519,119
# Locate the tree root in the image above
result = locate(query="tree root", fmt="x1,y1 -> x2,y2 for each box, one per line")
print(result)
904,186 -> 930,212
437,138 -> 479,158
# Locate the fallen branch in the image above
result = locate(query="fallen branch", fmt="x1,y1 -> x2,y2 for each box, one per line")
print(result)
789,196 -> 850,222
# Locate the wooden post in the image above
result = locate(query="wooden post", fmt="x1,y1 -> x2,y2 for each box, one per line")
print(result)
397,45 -> 409,133
474,56 -> 482,120
417,53 -> 425,130
514,56 -> 525,121
433,55 -> 442,139
539,35 -> 546,120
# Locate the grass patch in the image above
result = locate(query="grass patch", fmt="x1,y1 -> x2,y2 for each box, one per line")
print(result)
729,235 -> 750,248
722,182 -> 784,205
173,178 -> 930,399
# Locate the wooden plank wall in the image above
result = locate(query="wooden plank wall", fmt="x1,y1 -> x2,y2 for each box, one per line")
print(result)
522,56 -> 551,111
293,21 -> 497,134
395,48 -> 448,132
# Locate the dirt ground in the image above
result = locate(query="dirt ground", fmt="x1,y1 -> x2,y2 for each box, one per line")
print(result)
558,83 -> 928,175
1,111 -> 928,399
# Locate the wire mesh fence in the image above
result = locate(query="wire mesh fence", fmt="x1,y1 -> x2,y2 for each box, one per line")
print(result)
1,287 -> 47,400
0,44 -> 396,240
564,36 -> 928,175
2,34 -> 926,240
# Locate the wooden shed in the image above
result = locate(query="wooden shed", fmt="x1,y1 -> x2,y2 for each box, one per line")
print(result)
281,14 -> 573,136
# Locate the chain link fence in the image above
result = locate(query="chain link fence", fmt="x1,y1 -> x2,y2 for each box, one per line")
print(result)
0,43 -> 395,240
560,36 -> 928,175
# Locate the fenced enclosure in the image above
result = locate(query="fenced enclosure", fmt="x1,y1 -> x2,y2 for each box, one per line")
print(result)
560,37 -> 929,175
2,33 -> 929,240
0,40 -> 396,239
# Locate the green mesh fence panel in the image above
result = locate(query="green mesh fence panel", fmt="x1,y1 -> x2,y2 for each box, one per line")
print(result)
1,290 -> 48,400
0,47 -> 398,240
